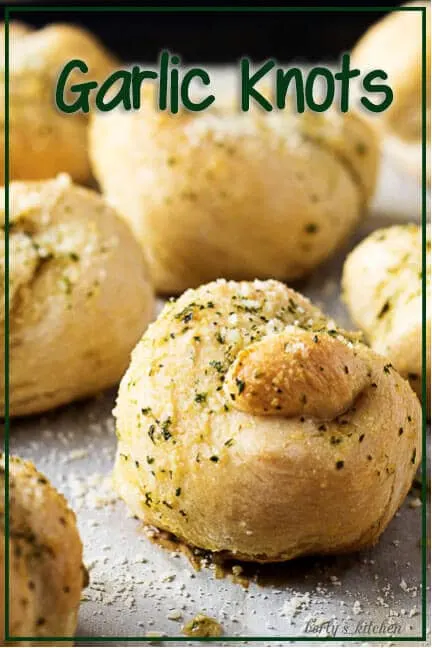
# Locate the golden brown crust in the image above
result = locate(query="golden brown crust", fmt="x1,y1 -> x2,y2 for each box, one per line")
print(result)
0,21 -> 116,183
114,279 -> 421,562
0,455 -> 85,643
224,328 -> 371,420
342,224 -> 430,406
352,1 -> 430,179
0,175 -> 154,416
90,85 -> 378,294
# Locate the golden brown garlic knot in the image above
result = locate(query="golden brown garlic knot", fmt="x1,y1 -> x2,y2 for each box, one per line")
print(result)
224,327 -> 371,420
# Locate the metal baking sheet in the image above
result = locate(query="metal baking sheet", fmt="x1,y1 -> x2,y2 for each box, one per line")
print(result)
8,146 -> 429,644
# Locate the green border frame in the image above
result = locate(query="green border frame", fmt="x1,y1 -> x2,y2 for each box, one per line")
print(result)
3,3 -> 429,644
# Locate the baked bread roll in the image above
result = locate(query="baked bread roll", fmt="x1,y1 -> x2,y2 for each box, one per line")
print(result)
352,1 -> 430,180
0,454 -> 87,643
113,279 -> 421,562
1,174 -> 154,417
90,88 -> 378,294
342,224 -> 430,406
0,21 -> 116,183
